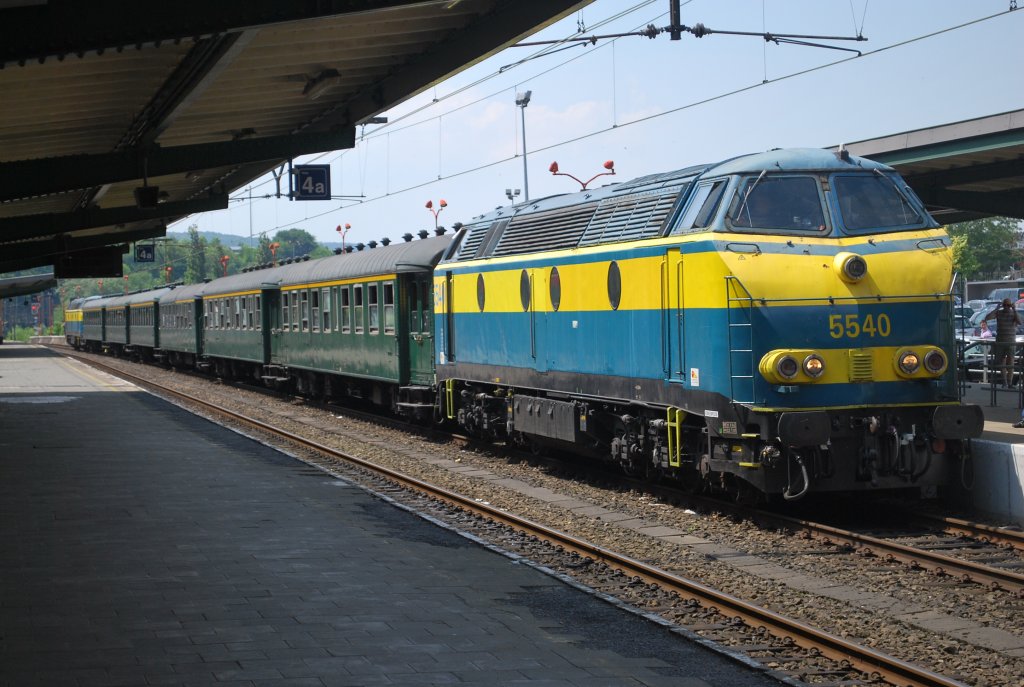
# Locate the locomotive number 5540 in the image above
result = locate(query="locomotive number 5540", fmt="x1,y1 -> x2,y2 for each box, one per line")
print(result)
828,313 -> 891,339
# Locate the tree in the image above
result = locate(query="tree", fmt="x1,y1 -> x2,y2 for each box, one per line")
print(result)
947,216 -> 1023,280
185,225 -> 207,283
274,228 -> 319,258
257,235 -> 274,264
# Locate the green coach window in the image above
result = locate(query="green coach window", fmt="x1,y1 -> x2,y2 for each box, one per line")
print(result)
383,282 -> 395,334
322,288 -> 331,332
341,287 -> 351,333
354,285 -> 364,333
368,284 -> 380,334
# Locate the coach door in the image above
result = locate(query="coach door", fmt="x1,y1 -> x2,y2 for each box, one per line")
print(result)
262,286 -> 281,364
405,276 -> 434,385
664,249 -> 686,383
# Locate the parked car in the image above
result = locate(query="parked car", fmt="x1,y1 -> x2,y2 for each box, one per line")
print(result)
985,286 -> 1024,303
966,299 -> 987,312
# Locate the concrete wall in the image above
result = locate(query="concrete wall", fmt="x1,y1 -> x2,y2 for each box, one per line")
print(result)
962,440 -> 1024,525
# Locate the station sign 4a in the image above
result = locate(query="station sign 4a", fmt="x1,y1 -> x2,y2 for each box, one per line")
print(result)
134,244 -> 155,262
293,164 -> 331,200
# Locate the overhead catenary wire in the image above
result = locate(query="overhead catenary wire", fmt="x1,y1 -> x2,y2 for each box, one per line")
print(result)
174,5 -> 1014,238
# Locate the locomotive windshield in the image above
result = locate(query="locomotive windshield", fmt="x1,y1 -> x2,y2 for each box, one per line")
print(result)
834,173 -> 923,232
727,176 -> 826,233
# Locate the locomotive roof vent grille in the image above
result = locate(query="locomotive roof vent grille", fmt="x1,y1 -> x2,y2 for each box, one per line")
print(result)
454,221 -> 492,261
578,184 -> 688,247
490,203 -> 599,257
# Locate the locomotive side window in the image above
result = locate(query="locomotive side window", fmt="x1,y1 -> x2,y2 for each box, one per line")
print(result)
291,292 -> 299,331
282,293 -> 290,330
255,296 -> 261,330
550,267 -> 561,311
607,261 -> 622,310
476,274 -> 486,312
834,174 -> 923,231
677,179 -> 727,232
728,176 -> 825,232
519,270 -> 530,312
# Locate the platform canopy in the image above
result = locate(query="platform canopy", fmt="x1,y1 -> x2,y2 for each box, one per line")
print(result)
0,273 -> 57,301
834,109 -> 1024,225
0,0 -> 590,278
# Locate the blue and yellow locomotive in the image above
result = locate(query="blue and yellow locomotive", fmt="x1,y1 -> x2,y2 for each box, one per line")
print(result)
434,148 -> 982,500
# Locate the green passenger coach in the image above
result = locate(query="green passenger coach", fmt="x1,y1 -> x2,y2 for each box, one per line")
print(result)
263,236 -> 447,414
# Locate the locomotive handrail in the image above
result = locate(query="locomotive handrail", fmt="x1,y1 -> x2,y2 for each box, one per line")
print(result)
724,242 -> 761,255
916,237 -> 947,251
726,291 -> 950,306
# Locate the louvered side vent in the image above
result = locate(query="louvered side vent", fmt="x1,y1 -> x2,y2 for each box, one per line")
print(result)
454,223 -> 490,261
578,184 -> 687,247
490,203 -> 599,257
848,351 -> 874,383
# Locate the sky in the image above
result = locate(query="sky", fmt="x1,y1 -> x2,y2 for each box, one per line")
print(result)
169,0 -> 1024,248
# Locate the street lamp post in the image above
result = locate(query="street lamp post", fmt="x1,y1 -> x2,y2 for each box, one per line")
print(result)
515,90 -> 531,203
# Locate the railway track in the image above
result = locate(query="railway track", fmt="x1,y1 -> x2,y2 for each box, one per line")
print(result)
57,347 -> 982,687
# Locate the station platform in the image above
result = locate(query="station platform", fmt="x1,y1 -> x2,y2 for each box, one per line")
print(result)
0,343 -> 780,687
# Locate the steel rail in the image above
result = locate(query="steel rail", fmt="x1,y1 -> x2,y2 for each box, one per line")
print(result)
759,513 -> 1024,595
67,353 -> 968,687
908,512 -> 1024,553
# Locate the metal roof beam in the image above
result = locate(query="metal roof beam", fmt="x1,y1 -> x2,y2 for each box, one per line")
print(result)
903,158 -> 1024,190
0,195 -> 229,243
0,226 -> 162,274
0,1 -> 430,67
918,188 -> 1024,221
303,0 -> 586,131
0,129 -> 354,202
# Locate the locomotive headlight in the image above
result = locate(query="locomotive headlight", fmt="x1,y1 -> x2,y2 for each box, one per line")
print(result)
776,355 -> 799,379
759,350 -> 826,384
923,348 -> 948,375
897,349 -> 921,375
803,354 -> 825,378
833,252 -> 868,283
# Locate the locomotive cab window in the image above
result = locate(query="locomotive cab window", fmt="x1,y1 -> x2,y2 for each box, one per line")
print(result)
727,175 -> 826,233
834,173 -> 924,232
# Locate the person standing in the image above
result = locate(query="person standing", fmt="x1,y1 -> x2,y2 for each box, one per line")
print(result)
984,298 -> 1021,387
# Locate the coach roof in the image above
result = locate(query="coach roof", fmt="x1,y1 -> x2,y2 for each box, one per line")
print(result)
273,235 -> 451,288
